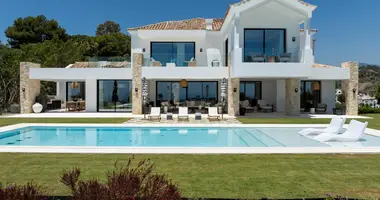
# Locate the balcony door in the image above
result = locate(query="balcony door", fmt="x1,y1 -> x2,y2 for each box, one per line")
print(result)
244,29 -> 286,62
151,42 -> 195,67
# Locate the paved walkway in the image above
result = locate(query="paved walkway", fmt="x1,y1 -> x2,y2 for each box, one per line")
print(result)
125,116 -> 242,124
1,111 -> 372,119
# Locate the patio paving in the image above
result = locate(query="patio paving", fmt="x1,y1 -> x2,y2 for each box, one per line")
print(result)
124,116 -> 242,124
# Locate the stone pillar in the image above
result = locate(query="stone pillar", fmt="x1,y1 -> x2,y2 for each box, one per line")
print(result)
342,62 -> 359,116
285,78 -> 300,116
132,51 -> 143,115
227,55 -> 240,116
20,62 -> 41,114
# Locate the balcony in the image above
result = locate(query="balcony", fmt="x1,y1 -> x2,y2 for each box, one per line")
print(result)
230,48 -> 314,78
141,53 -> 228,79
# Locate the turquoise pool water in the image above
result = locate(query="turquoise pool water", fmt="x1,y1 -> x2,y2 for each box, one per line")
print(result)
0,127 -> 379,147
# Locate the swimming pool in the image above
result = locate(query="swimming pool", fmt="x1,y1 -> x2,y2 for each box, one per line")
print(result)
1,126 -> 380,148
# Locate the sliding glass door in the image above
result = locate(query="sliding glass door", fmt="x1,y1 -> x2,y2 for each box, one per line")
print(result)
301,81 -> 321,111
244,29 -> 286,62
97,80 -> 132,112
156,81 -> 218,106
240,81 -> 262,101
151,42 -> 195,67
66,82 -> 85,101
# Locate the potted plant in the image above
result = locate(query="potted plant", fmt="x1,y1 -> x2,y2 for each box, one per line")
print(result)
239,105 -> 246,116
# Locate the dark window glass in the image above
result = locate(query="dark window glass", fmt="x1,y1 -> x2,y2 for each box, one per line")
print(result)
66,82 -> 85,101
188,82 -> 203,100
151,42 -> 195,67
244,29 -> 285,62
203,82 -> 217,101
240,81 -> 262,101
244,30 -> 264,62
301,81 -> 321,111
156,81 -> 218,106
97,80 -> 132,112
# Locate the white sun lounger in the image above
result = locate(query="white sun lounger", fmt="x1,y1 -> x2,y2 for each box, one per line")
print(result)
313,120 -> 368,142
299,117 -> 346,136
208,107 -> 220,120
148,107 -> 161,121
178,107 -> 189,120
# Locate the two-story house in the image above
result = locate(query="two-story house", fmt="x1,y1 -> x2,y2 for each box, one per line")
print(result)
21,0 -> 358,116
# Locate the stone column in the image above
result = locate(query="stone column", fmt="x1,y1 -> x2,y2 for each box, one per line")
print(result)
132,51 -> 143,115
20,62 -> 41,114
285,78 -> 300,116
342,62 -> 359,116
227,55 -> 240,116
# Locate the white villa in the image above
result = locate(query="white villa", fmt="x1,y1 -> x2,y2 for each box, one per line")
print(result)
20,0 -> 359,116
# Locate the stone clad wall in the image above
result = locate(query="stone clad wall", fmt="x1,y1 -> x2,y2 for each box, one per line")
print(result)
20,62 -> 41,114
227,55 -> 240,116
285,78 -> 300,116
132,53 -> 143,115
342,62 -> 359,116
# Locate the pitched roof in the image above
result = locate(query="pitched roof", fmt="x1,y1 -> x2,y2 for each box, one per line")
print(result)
127,18 -> 224,31
128,0 -> 316,32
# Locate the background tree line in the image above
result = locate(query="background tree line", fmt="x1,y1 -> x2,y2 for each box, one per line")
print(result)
0,15 -> 131,112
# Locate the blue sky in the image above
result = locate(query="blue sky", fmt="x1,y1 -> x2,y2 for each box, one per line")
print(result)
1,0 -> 379,66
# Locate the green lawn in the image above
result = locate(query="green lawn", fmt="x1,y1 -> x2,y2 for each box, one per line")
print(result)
0,118 -> 130,127
238,114 -> 380,130
0,116 -> 380,198
0,154 -> 380,199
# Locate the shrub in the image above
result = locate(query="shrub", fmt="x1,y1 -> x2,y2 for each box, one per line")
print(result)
61,157 -> 181,200
359,106 -> 380,114
0,182 -> 46,200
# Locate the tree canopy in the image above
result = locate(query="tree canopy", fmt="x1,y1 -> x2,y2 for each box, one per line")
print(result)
1,15 -> 131,111
96,21 -> 121,36
5,15 -> 68,48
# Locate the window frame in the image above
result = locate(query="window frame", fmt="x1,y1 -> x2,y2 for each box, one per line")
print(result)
243,28 -> 287,62
150,42 -> 196,66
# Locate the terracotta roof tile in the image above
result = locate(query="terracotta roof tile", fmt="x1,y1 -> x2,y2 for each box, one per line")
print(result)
128,0 -> 316,32
128,18 -> 225,31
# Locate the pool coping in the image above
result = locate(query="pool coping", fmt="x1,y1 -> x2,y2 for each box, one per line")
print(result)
1,123 -> 380,154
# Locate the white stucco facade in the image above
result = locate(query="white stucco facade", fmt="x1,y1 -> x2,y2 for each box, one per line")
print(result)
24,0 -> 352,115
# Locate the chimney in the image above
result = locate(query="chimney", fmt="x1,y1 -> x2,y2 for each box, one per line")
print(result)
205,19 -> 213,31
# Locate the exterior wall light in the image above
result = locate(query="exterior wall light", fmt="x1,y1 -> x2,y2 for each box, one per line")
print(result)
234,88 -> 237,93
22,88 -> 25,92
353,88 -> 357,93
143,48 -> 146,52
135,88 -> 138,93
292,37 -> 296,42
200,48 -> 203,52
295,88 -> 299,93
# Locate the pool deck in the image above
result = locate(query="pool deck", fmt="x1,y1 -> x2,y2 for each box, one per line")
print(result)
1,123 -> 380,154
1,112 -> 373,119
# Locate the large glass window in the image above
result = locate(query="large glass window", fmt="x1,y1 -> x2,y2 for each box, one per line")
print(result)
66,82 -> 85,101
240,81 -> 262,102
301,81 -> 321,111
244,29 -> 286,62
97,80 -> 132,112
156,81 -> 218,106
151,42 -> 195,67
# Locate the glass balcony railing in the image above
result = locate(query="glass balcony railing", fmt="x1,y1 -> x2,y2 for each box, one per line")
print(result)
243,47 -> 302,63
85,56 -> 131,68
142,53 -> 228,67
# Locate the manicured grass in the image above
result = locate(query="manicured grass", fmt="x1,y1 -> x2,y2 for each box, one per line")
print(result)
238,114 -> 380,130
0,154 -> 380,199
0,118 -> 130,127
